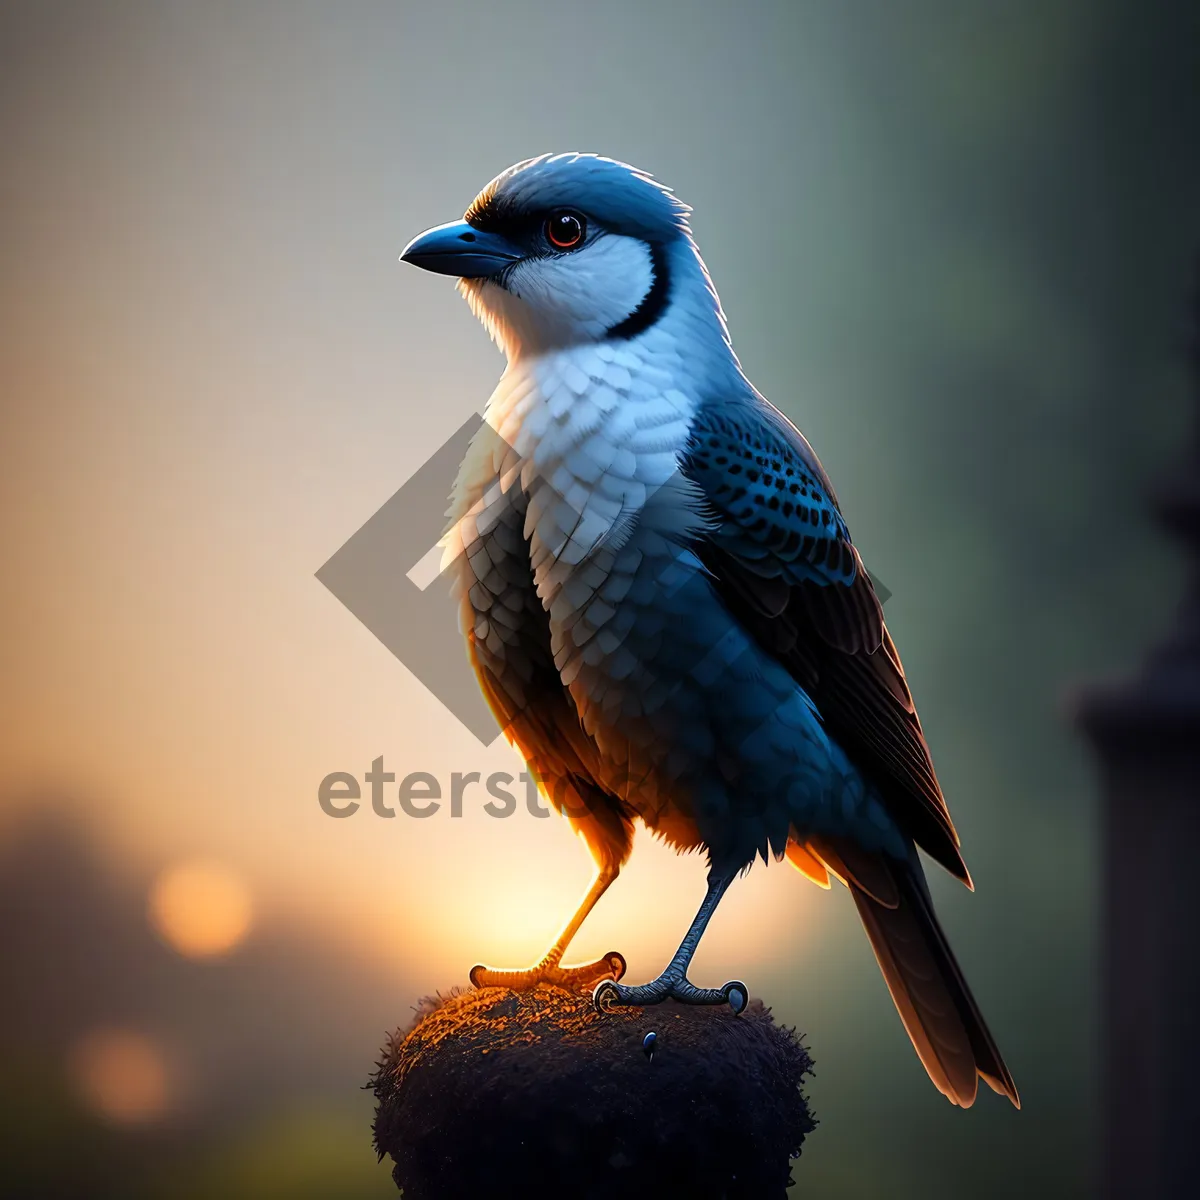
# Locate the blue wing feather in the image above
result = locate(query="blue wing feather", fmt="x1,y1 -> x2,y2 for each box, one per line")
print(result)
684,399 -> 885,655
682,394 -> 969,883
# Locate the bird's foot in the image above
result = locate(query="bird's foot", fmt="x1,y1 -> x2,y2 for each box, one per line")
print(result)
592,971 -> 749,1015
469,951 -> 626,994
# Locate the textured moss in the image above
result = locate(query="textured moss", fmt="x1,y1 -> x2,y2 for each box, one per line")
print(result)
371,985 -> 815,1199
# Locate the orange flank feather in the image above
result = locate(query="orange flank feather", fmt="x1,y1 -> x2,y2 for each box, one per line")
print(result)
785,840 -> 831,889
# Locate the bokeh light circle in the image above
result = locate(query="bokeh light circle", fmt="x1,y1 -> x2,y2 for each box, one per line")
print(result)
71,1029 -> 170,1125
148,859 -> 253,958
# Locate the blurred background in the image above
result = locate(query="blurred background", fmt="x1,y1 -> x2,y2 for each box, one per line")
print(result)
2,1 -> 1199,1196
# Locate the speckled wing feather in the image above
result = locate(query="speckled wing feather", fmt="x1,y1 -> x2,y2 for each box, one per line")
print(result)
683,398 -> 969,884
685,403 -> 884,654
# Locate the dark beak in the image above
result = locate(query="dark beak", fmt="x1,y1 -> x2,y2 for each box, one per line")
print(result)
400,220 -> 522,278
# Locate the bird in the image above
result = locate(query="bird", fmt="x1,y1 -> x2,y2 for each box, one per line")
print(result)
400,153 -> 1019,1109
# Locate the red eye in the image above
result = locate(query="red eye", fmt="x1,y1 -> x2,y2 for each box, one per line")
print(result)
546,210 -> 586,249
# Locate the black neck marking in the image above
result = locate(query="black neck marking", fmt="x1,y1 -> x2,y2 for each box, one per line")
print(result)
605,241 -> 671,341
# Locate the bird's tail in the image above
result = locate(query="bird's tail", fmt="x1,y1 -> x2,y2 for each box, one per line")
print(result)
810,837 -> 1020,1109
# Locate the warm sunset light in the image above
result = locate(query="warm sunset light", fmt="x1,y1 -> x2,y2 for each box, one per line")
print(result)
70,1029 -> 170,1126
148,860 -> 253,958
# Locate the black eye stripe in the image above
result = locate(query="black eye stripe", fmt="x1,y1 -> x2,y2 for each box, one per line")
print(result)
465,200 -> 592,255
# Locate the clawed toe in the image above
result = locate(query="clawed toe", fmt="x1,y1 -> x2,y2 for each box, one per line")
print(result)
593,975 -> 750,1014
470,951 -> 626,994
722,980 -> 749,1014
553,951 -> 625,990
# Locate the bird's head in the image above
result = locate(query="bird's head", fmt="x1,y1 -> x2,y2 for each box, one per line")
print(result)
401,154 -> 726,360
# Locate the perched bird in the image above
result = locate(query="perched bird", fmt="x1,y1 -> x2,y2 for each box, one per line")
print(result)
401,153 -> 1018,1108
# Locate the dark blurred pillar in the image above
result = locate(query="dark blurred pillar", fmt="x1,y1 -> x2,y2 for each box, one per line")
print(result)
1077,276 -> 1200,1200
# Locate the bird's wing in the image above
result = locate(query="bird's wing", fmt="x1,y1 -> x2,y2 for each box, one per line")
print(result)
682,398 -> 969,883
446,430 -> 635,870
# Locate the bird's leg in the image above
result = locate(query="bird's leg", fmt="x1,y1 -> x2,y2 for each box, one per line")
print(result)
593,871 -> 748,1014
470,865 -> 626,993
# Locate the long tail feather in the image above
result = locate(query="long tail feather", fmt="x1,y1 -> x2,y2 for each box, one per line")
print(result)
841,848 -> 1019,1108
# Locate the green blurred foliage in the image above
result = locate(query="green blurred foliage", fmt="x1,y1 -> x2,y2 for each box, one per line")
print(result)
172,1110 -> 395,1200
0,1057 -> 394,1200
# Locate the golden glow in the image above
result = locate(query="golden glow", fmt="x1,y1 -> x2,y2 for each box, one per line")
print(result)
785,841 -> 832,888
149,860 -> 253,958
70,1029 -> 170,1125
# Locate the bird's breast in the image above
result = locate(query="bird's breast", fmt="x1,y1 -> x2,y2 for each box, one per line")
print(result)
479,340 -> 702,588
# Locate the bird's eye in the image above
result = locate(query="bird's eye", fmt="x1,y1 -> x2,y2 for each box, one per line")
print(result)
545,210 -> 586,250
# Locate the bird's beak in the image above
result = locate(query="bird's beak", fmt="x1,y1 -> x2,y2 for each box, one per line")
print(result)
400,219 -> 522,278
